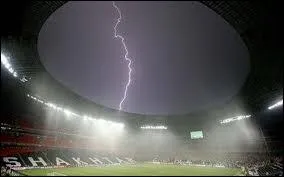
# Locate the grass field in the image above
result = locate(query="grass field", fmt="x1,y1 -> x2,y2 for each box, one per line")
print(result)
21,164 -> 242,176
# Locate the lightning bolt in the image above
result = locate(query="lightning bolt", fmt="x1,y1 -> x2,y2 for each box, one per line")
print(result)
112,1 -> 133,111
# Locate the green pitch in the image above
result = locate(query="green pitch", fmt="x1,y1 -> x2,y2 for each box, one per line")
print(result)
21,164 -> 242,176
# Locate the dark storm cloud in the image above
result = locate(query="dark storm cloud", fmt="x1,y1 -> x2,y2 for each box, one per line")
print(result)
38,1 -> 249,115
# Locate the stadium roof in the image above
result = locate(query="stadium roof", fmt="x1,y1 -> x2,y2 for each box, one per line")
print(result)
1,1 -> 282,122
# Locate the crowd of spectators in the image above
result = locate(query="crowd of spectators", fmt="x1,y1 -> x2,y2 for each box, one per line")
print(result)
153,152 -> 283,176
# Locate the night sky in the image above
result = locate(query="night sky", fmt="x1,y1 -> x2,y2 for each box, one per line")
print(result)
38,1 -> 249,115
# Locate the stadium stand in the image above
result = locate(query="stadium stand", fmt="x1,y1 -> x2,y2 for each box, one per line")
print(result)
0,146 -> 136,168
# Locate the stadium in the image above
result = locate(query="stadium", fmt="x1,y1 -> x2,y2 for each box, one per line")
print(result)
1,1 -> 283,176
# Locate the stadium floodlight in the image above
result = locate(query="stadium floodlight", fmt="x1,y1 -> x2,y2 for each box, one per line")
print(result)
268,99 -> 283,110
1,53 -> 10,68
141,125 -> 167,130
46,102 -> 58,110
20,77 -> 28,83
83,115 -> 93,121
84,115 -> 94,121
63,109 -> 78,117
83,115 -> 89,122
1,53 -> 19,78
2,53 -> 30,83
8,67 -> 14,74
63,109 -> 72,116
34,97 -> 43,103
72,113 -> 80,117
26,92 -> 126,128
57,107 -> 63,111
220,114 -> 251,124
4,62 -> 11,69
96,119 -> 111,129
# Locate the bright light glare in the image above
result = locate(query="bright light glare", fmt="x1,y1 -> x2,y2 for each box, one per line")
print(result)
141,125 -> 167,130
47,102 -> 57,109
1,53 -> 17,75
64,109 -> 72,116
13,72 -> 17,77
8,68 -> 14,73
98,119 -> 107,124
2,53 -> 24,81
20,77 -> 28,83
1,53 -> 9,67
220,114 -> 251,124
110,122 -> 125,130
268,99 -> 283,110
95,119 -> 124,130
27,93 -> 125,129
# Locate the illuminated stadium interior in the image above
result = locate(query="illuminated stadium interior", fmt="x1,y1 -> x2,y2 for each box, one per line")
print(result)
1,1 -> 283,176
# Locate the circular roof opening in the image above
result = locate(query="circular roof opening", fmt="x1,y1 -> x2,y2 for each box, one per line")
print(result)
38,1 -> 249,115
